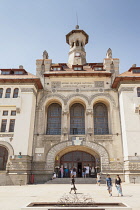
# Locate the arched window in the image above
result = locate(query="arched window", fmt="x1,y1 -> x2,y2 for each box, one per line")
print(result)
94,103 -> 109,135
0,146 -> 8,170
46,103 -> 61,135
13,88 -> 19,98
137,87 -> 140,97
0,88 -> 3,98
76,40 -> 79,46
72,42 -> 74,47
70,103 -> 85,135
5,88 -> 11,98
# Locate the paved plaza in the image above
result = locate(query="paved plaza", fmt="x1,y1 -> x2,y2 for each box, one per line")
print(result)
0,183 -> 140,210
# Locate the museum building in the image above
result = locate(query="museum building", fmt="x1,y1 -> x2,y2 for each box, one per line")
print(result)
0,26 -> 140,185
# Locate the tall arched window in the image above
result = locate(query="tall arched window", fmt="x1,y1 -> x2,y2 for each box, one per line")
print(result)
5,88 -> 11,98
0,146 -> 8,170
13,88 -> 19,98
46,103 -> 61,135
94,103 -> 109,135
0,88 -> 3,98
70,103 -> 85,135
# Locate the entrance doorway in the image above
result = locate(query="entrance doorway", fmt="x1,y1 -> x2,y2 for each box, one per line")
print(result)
59,151 -> 99,177
0,146 -> 8,170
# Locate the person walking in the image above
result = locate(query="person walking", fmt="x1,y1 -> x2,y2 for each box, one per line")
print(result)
73,167 -> 76,177
82,166 -> 86,178
69,175 -> 77,194
106,174 -> 112,196
60,166 -> 64,178
96,173 -> 101,186
115,175 -> 123,196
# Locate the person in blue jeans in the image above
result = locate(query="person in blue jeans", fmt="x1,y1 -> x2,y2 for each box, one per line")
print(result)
106,174 -> 112,196
115,175 -> 123,196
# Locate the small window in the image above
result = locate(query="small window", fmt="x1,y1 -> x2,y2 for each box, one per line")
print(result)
11,111 -> 16,116
0,88 -> 3,98
13,88 -> 19,98
75,52 -> 80,57
14,71 -> 23,75
76,40 -> 79,46
1,71 -> 10,75
5,88 -> 11,98
3,111 -> 8,116
133,69 -> 140,73
53,67 -> 61,71
137,87 -> 140,97
1,119 -> 7,132
9,119 -> 15,132
74,67 -> 82,71
94,67 -> 103,71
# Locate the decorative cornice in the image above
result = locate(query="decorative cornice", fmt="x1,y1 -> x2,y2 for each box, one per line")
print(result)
119,87 -> 134,93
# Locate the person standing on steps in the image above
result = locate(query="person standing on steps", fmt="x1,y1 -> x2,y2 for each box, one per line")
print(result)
69,175 -> 77,194
82,166 -> 86,178
115,175 -> 123,196
106,174 -> 113,196
96,173 -> 101,186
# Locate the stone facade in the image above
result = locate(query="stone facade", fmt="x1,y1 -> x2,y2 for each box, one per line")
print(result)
0,27 -> 140,185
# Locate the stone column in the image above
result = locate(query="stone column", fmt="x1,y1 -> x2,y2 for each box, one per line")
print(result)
61,110 -> 69,141
86,109 -> 93,141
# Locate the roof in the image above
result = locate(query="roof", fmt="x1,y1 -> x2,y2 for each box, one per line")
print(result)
0,69 -> 43,89
66,29 -> 89,44
112,69 -> 140,88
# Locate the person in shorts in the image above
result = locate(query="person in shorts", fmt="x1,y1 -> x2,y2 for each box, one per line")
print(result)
96,173 -> 101,186
106,174 -> 112,196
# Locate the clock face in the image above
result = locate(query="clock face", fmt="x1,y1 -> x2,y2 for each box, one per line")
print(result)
75,52 -> 80,57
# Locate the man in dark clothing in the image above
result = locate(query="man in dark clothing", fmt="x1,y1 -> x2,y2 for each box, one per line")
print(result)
69,175 -> 77,194
106,174 -> 112,196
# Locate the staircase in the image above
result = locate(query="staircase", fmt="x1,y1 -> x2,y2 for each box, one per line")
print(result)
47,178 -> 99,184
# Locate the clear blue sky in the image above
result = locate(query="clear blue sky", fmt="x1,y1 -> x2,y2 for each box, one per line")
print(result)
0,0 -> 140,74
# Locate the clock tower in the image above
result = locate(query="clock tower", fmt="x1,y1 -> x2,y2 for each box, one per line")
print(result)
66,25 -> 89,66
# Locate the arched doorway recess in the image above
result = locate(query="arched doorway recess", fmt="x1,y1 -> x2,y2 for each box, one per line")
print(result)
0,146 -> 8,170
59,150 -> 99,177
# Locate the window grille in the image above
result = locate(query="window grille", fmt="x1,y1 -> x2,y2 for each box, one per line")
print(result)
13,88 -> 19,98
94,103 -> 109,135
46,103 -> 61,135
70,103 -> 85,135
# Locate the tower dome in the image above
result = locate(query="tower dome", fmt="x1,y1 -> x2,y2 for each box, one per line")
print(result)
66,27 -> 89,66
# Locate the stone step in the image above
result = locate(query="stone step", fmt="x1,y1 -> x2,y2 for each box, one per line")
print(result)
47,178 -> 105,184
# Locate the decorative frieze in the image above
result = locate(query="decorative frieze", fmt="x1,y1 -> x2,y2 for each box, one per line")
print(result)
94,135 -> 113,141
51,81 -> 61,88
119,87 -> 134,93
21,88 -> 36,96
95,81 -> 104,88
0,134 -> 13,137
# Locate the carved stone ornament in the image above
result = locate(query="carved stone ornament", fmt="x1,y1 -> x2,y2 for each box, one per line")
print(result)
87,128 -> 93,134
62,127 -> 68,134
95,81 -> 104,88
86,109 -> 93,115
62,110 -> 69,115
43,50 -> 48,59
106,48 -> 112,58
16,107 -> 21,113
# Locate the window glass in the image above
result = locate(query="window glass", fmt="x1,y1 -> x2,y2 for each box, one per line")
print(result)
0,88 -> 3,98
1,71 -> 10,75
133,69 -> 140,73
70,103 -> 85,135
46,103 -> 61,135
13,88 -> 19,98
5,88 -> 11,98
94,103 -> 109,135
1,119 -> 7,132
14,71 -> 23,74
11,111 -> 16,116
74,67 -> 82,71
94,67 -> 103,71
3,111 -> 8,116
137,87 -> 140,97
9,119 -> 15,132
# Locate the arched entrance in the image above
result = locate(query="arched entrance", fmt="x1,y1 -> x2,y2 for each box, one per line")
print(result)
0,146 -> 8,170
59,151 -> 99,177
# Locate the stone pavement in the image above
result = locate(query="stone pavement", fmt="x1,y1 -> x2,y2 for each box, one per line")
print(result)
0,183 -> 140,210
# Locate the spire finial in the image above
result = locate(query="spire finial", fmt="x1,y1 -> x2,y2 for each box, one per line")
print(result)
75,12 -> 79,29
